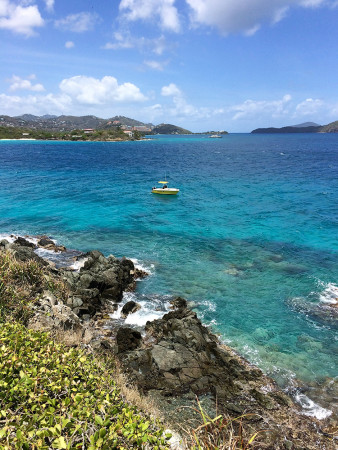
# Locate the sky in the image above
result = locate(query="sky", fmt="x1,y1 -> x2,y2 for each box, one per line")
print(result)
0,0 -> 338,132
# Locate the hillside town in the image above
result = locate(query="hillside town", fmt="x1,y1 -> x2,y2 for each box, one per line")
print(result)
0,114 -> 199,140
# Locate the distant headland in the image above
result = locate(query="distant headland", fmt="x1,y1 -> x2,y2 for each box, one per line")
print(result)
251,120 -> 338,134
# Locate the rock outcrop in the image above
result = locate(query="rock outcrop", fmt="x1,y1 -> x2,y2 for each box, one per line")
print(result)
121,300 -> 141,318
1,237 -> 137,345
117,304 -> 290,405
37,235 -> 67,252
1,236 -> 336,448
60,251 -> 135,319
117,302 -> 336,448
10,237 -> 49,266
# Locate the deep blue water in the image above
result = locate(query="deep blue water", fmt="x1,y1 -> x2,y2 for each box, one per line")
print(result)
0,134 -> 337,405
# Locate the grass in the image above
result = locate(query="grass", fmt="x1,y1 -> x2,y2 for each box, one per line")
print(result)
0,251 -> 42,323
181,398 -> 266,449
0,250 -> 68,323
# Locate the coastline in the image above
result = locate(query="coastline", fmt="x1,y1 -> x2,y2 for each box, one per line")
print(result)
0,233 -> 336,448
0,137 -> 140,142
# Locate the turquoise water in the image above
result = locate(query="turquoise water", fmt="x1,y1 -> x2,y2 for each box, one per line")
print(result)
0,134 -> 337,395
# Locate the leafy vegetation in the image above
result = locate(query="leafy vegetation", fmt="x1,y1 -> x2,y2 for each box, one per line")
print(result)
0,126 -> 142,141
0,114 -> 148,132
0,251 -> 170,448
151,124 -> 192,135
0,323 -> 170,449
0,126 -> 54,140
320,120 -> 338,132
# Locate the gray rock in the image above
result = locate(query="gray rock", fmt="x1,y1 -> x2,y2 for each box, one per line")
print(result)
118,307 -> 285,410
72,297 -> 83,308
59,250 -> 135,318
116,327 -> 142,353
10,243 -> 48,266
37,236 -> 67,252
37,236 -> 55,247
121,301 -> 141,318
0,239 -> 10,250
14,236 -> 36,248
170,297 -> 187,310
51,303 -> 81,330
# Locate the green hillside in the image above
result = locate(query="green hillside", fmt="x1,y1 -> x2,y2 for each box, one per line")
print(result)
151,123 -> 192,134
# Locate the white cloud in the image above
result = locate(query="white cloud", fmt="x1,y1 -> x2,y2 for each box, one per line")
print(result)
103,41 -> 129,50
44,0 -> 54,12
300,0 -> 326,6
55,12 -> 100,33
159,83 -> 224,121
144,60 -> 167,71
230,94 -> 292,120
59,75 -> 147,105
294,98 -> 324,116
0,0 -> 8,16
0,0 -> 44,36
65,40 -> 74,48
141,103 -> 164,122
0,92 -> 72,116
103,32 -> 134,50
8,74 -> 45,92
170,95 -> 198,117
161,83 -> 182,97
103,33 -> 169,55
152,35 -> 169,55
119,0 -> 180,32
185,0 -> 327,35
0,74 -> 148,117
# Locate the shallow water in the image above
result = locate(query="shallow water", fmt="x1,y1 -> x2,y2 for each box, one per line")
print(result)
0,134 -> 337,414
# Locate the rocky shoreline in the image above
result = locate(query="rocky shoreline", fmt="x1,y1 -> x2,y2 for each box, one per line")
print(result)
0,235 -> 336,448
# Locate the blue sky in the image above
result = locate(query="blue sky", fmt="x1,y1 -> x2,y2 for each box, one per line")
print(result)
1,0 -> 337,132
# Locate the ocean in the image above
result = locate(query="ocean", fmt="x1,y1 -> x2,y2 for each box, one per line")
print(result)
0,133 -> 337,418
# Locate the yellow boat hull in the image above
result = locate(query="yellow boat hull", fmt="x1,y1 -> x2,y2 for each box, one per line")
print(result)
152,188 -> 179,195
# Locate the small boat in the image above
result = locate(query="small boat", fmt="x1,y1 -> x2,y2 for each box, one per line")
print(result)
152,181 -> 179,195
209,134 -> 222,138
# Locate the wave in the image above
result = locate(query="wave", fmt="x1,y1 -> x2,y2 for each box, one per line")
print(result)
0,233 -> 37,244
109,292 -> 171,327
317,281 -> 338,305
293,392 -> 332,420
227,341 -> 334,421
69,256 -> 88,271
130,258 -> 155,277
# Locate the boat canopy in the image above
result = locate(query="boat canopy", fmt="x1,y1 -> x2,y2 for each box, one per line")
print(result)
158,181 -> 168,184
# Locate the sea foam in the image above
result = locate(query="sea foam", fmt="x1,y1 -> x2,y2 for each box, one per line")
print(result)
318,282 -> 338,305
109,291 -> 171,327
294,392 -> 332,420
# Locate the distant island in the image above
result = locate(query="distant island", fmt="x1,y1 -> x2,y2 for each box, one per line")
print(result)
0,114 -> 194,141
149,124 -> 228,135
0,114 -> 154,141
251,120 -> 338,134
0,114 -> 230,140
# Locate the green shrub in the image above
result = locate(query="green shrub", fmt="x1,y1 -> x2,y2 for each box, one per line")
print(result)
0,322 -> 170,449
